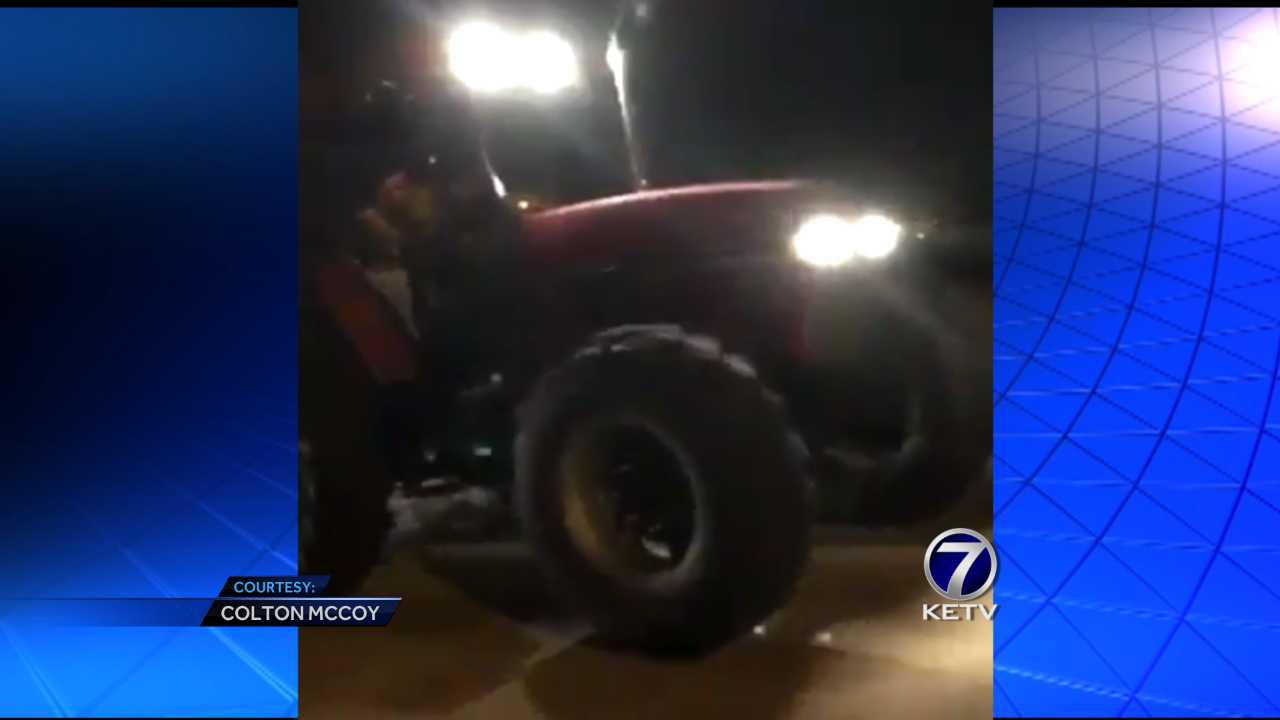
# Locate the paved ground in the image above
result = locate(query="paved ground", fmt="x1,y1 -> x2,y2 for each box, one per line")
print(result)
301,487 -> 992,719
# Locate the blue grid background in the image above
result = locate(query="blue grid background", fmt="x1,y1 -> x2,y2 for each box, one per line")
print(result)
0,9 -> 298,718
994,7 -> 1280,718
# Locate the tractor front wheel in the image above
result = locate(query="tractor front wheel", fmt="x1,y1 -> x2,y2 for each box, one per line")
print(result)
515,326 -> 813,654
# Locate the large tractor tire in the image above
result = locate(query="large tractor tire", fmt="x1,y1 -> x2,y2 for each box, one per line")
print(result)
515,326 -> 813,654
809,278 -> 992,527
814,340 -> 990,526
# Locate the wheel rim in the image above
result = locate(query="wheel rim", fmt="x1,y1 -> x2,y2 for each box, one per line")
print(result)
557,415 -> 701,586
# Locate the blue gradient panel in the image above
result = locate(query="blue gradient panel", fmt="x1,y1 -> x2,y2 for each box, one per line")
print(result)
994,8 -> 1280,718
0,8 -> 298,718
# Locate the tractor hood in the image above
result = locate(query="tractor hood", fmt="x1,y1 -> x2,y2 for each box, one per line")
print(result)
514,178 -> 983,274
520,179 -> 926,266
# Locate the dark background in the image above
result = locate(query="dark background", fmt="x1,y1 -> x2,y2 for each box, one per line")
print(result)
300,0 -> 993,227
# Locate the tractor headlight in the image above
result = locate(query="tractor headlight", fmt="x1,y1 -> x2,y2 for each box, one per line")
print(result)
519,30 -> 579,95
446,21 -> 580,95
791,213 -> 901,268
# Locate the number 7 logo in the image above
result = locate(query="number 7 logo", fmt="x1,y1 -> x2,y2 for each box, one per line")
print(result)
923,528 -> 998,601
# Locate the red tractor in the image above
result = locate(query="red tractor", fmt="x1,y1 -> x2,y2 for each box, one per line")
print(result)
300,0 -> 990,652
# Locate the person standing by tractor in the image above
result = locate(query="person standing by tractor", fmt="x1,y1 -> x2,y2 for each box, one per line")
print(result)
354,206 -> 418,341
369,95 -> 526,479
298,78 -> 443,588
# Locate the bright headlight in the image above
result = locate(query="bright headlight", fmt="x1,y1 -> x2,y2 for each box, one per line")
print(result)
519,31 -> 579,94
446,21 -> 519,93
446,22 -> 579,95
792,213 -> 901,267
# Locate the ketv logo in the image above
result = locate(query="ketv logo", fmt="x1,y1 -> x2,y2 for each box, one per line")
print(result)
922,528 -> 998,621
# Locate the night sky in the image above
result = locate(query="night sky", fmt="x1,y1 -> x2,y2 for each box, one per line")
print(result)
301,0 -> 991,224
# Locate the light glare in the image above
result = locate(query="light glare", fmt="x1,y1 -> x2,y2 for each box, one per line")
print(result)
793,214 -> 858,267
446,22 -> 579,95
849,214 -> 902,259
1236,29 -> 1280,96
792,213 -> 902,267
446,22 -> 518,94
606,34 -> 625,79
520,31 -> 579,94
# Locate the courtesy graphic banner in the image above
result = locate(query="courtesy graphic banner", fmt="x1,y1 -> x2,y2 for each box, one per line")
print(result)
2,576 -> 399,629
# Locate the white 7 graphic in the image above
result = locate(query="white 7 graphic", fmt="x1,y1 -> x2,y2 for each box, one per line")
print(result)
937,541 -> 986,597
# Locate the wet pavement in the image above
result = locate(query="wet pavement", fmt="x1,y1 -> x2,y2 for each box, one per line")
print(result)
301,488 -> 992,719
